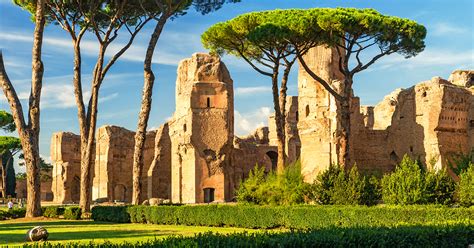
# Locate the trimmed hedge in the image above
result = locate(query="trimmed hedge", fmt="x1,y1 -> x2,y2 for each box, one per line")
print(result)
0,208 -> 25,220
64,207 -> 82,220
42,206 -> 65,218
92,205 -> 474,229
20,225 -> 474,248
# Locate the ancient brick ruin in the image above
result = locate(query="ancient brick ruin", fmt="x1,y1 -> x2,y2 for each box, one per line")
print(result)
50,49 -> 474,204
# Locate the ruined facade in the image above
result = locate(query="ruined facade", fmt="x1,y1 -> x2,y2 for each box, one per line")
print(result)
51,132 -> 81,203
298,45 -> 474,182
49,48 -> 473,203
93,125 -> 156,203
268,96 -> 301,165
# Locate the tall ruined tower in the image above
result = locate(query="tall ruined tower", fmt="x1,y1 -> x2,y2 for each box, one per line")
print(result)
298,46 -> 345,182
170,53 -> 234,204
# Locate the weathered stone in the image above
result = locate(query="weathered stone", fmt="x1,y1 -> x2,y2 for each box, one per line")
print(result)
148,198 -> 164,206
142,199 -> 150,205
170,53 -> 234,204
26,226 -> 48,242
92,125 -> 156,203
298,46 -> 474,182
448,70 -> 473,88
147,123 -> 171,200
268,96 -> 301,164
50,132 -> 81,204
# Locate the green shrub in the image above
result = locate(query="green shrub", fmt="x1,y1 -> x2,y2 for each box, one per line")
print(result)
42,206 -> 65,218
63,206 -> 82,220
425,169 -> 456,205
448,150 -> 473,176
381,155 -> 428,204
18,224 -> 474,248
382,155 -> 456,205
92,205 -> 474,230
0,207 -> 25,220
457,163 -> 474,207
236,161 -> 311,205
91,206 -> 130,223
312,165 -> 380,205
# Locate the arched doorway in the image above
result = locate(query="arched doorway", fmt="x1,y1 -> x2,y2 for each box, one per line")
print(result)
266,151 -> 278,171
113,184 -> 127,202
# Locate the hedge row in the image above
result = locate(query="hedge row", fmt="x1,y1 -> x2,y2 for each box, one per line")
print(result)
0,206 -> 81,220
20,225 -> 474,248
92,205 -> 474,229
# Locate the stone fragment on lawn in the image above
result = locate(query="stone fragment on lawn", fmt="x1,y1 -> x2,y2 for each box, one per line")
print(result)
26,226 -> 49,242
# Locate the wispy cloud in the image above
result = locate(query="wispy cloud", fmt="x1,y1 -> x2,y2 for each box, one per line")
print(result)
430,22 -> 470,37
0,30 -> 200,66
234,107 -> 271,136
235,86 -> 269,96
373,48 -> 474,71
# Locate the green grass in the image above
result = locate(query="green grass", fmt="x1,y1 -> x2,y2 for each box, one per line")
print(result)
0,218 -> 262,247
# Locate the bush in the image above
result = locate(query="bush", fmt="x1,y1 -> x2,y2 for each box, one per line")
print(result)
236,161 -> 311,205
64,206 -> 82,220
0,207 -> 25,220
92,205 -> 474,230
457,163 -> 474,207
312,165 -> 381,205
425,169 -> 456,205
92,206 -> 130,223
382,155 -> 456,205
42,206 -> 65,218
18,224 -> 474,248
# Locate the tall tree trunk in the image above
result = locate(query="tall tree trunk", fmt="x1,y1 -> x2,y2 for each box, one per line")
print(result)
1,156 -> 6,197
278,65 -> 292,166
132,17 -> 168,205
270,66 -> 286,173
337,79 -> 353,167
0,0 -> 45,217
79,46 -> 105,213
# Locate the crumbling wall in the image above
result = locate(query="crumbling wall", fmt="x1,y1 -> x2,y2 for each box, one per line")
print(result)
93,125 -> 156,203
50,132 -> 81,204
297,46 -> 345,182
170,53 -> 234,204
147,123 -> 171,199
268,96 -> 301,164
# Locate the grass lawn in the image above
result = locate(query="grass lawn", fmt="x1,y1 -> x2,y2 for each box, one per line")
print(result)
0,218 -> 262,247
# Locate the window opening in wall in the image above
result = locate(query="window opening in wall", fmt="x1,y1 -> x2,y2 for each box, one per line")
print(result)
183,124 -> 187,132
305,105 -> 310,117
204,188 -> 215,203
206,97 -> 211,108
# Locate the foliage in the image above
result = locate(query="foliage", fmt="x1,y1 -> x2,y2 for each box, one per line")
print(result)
0,110 -> 16,132
92,205 -> 474,230
235,161 -> 311,205
381,155 -> 456,205
18,224 -> 474,248
425,169 -> 456,205
15,172 -> 26,180
92,206 -> 130,223
0,207 -> 25,220
2,151 -> 17,196
42,206 -> 65,218
64,206 -> 82,220
447,150 -> 474,176
457,164 -> 474,207
18,154 -> 53,181
382,155 -> 428,204
312,164 -> 381,205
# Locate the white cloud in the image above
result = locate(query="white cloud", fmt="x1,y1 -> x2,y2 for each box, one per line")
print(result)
235,86 -> 269,96
0,30 -> 194,66
374,48 -> 474,71
430,22 -> 469,37
234,107 -> 272,136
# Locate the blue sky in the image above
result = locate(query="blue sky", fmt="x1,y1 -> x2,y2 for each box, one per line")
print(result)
0,0 -> 473,172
